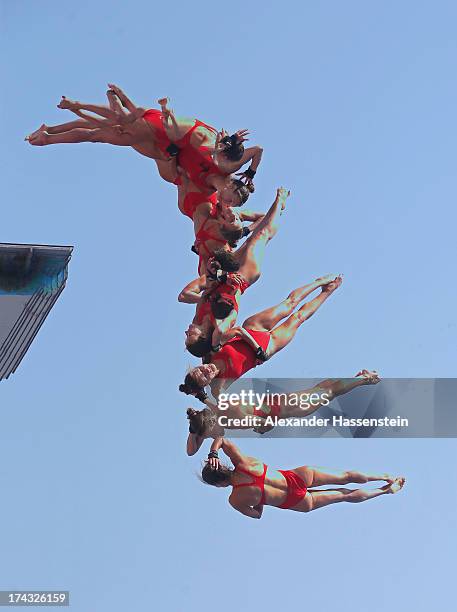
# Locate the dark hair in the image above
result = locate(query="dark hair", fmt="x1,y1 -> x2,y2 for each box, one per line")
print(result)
210,297 -> 234,320
186,335 -> 213,358
201,462 -> 232,486
221,134 -> 244,162
179,373 -> 207,403
187,408 -> 215,436
231,179 -> 254,205
219,227 -> 244,248
213,249 -> 240,273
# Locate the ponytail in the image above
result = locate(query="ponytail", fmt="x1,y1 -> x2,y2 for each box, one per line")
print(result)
179,375 -> 208,403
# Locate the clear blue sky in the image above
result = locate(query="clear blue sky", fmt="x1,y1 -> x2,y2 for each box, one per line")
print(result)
1,1 -> 456,610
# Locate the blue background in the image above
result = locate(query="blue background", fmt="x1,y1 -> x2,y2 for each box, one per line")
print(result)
1,1 -> 456,610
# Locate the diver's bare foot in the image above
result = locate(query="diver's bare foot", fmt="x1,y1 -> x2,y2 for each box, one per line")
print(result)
158,97 -> 170,108
107,83 -> 128,106
321,274 -> 343,293
106,89 -> 119,105
316,273 -> 339,286
25,124 -> 47,142
106,90 -> 125,120
158,97 -> 173,123
356,369 -> 381,385
386,477 -> 406,494
57,96 -> 79,110
27,128 -> 49,146
107,83 -> 122,95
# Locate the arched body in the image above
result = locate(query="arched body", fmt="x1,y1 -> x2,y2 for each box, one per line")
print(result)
200,439 -> 405,519
179,274 -> 343,400
26,85 -> 264,194
186,370 -> 381,453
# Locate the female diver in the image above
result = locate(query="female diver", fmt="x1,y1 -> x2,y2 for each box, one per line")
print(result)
199,438 -> 405,519
186,370 -> 380,454
179,273 -> 343,401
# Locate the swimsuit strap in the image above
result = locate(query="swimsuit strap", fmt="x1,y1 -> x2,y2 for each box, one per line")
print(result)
194,119 -> 218,134
233,463 -> 268,504
177,122 -> 200,148
194,202 -> 228,254
194,299 -> 214,326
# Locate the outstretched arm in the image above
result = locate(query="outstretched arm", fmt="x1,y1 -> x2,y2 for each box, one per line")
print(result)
242,216 -> 267,237
220,438 -> 245,466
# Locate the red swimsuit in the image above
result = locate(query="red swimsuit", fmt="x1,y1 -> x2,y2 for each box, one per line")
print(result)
232,464 -> 268,505
197,274 -> 249,322
194,275 -> 246,327
277,470 -> 308,509
142,109 -> 212,156
216,275 -> 250,300
194,206 -> 231,273
176,121 -> 225,193
182,190 -> 218,221
142,109 -> 173,156
212,329 -> 271,380
143,109 -> 224,218
232,464 -> 308,510
193,299 -> 215,326
211,275 -> 249,312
